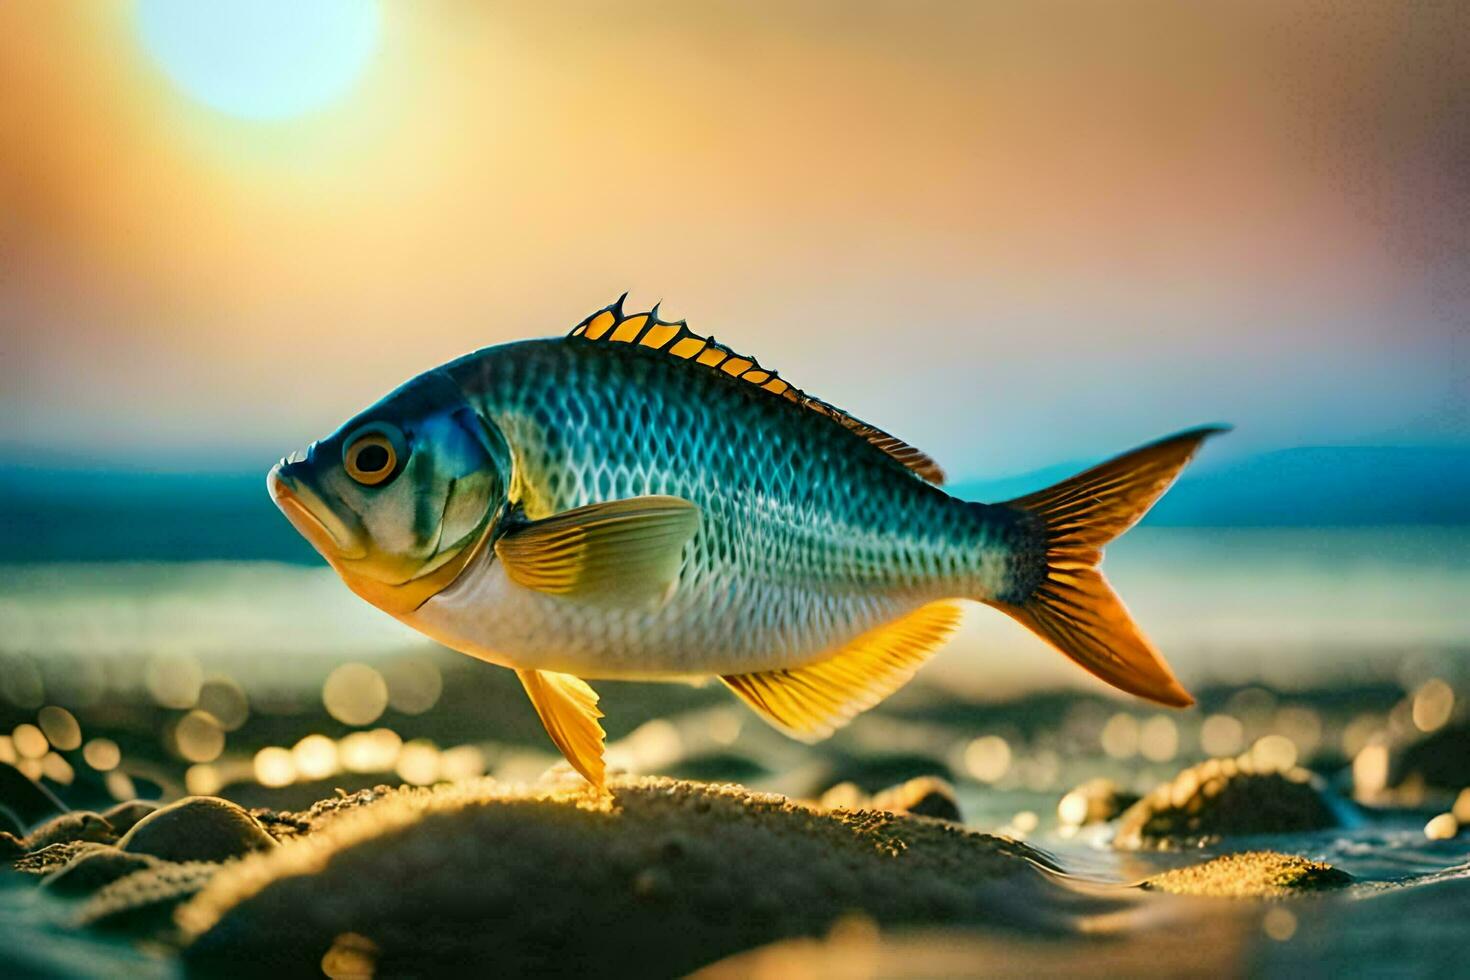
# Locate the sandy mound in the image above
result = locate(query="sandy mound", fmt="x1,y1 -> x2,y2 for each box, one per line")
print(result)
1142,851 -> 1354,898
179,775 -> 1062,977
1114,757 -> 1339,849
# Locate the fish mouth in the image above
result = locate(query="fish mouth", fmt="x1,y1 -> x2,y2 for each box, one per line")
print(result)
268,460 -> 368,561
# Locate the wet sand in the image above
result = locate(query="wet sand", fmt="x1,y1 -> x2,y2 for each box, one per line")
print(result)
2,761 -> 1468,978
2,548 -> 1468,976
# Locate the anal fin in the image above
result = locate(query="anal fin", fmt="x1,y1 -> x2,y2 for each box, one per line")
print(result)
516,669 -> 606,791
720,601 -> 963,742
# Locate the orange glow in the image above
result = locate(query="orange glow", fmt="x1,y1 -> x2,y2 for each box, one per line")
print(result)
1,4 -> 1464,469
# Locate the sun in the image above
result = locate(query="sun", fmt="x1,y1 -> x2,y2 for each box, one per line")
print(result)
135,0 -> 381,121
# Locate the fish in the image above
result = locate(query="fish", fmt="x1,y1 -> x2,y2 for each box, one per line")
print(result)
269,298 -> 1226,790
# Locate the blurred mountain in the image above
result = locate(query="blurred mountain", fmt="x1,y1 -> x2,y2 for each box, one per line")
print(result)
951,446 -> 1470,527
1,446 -> 1466,563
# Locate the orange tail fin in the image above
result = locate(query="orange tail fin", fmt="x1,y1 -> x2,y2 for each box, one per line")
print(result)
988,426 -> 1228,707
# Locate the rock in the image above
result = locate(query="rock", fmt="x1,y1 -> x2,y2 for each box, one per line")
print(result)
1392,724 -> 1470,795
77,861 -> 221,930
816,777 -> 963,823
25,811 -> 116,849
42,847 -> 164,896
1057,778 -> 1139,829
249,785 -> 396,842
1114,757 -> 1338,850
1424,813 -> 1459,840
101,800 -> 160,836
13,841 -> 109,876
0,761 -> 68,826
118,796 -> 278,863
180,776 -> 1061,977
1142,851 -> 1354,898
810,752 -> 953,796
870,776 -> 964,822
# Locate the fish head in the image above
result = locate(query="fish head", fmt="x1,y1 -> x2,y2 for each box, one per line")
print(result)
268,371 -> 511,615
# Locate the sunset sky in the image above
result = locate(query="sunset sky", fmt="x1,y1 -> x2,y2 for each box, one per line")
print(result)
2,2 -> 1465,479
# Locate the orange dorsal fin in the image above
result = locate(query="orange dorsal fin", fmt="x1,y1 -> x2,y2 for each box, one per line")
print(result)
568,298 -> 945,484
719,601 -> 964,741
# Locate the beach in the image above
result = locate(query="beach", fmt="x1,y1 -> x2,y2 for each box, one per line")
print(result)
2,528 -> 1468,976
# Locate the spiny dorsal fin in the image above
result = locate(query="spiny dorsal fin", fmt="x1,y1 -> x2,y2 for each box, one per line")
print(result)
568,298 -> 946,485
720,600 -> 964,741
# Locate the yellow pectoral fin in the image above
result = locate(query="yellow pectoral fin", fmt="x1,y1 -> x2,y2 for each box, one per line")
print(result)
720,600 -> 964,742
494,495 -> 700,603
517,669 -> 607,791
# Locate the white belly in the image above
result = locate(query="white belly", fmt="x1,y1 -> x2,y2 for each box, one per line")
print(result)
401,545 -> 932,679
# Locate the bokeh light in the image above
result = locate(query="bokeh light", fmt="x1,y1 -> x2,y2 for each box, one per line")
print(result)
254,746 -> 296,787
82,738 -> 121,771
1341,714 -> 1383,759
1411,679 -> 1454,733
1454,789 -> 1470,824
438,744 -> 485,782
1249,734 -> 1298,772
105,770 -> 137,801
174,709 -> 225,763
625,720 -> 683,770
145,652 -> 203,709
1100,714 -> 1140,760
1007,811 -> 1039,837
1200,714 -> 1245,757
339,728 -> 401,773
198,676 -> 251,731
395,739 -> 440,786
382,657 -> 443,715
12,723 -> 48,759
1138,715 -> 1179,763
1057,790 -> 1090,829
40,752 -> 74,785
1353,741 -> 1391,802
292,734 -> 340,780
963,735 -> 1012,784
37,705 -> 82,751
322,663 -> 390,726
1263,907 -> 1298,942
707,710 -> 743,747
185,763 -> 223,796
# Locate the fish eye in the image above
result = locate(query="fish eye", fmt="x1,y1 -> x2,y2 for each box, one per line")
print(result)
343,423 -> 405,487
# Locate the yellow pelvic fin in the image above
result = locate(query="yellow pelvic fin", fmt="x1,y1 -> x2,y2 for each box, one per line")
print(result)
720,601 -> 964,742
516,669 -> 606,791
494,495 -> 700,602
568,297 -> 946,484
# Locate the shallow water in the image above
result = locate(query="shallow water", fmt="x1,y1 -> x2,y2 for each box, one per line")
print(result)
0,527 -> 1467,975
